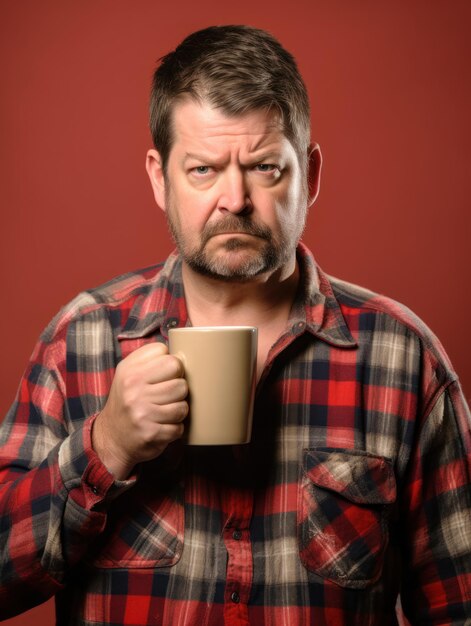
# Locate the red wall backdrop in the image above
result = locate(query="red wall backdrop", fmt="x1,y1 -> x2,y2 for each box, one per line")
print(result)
1,1 -> 470,624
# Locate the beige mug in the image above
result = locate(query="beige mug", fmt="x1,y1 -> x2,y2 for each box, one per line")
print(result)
168,326 -> 258,445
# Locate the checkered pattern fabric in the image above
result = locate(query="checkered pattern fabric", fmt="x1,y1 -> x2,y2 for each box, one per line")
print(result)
1,243 -> 470,625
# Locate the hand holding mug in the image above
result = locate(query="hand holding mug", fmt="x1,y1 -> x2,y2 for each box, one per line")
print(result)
93,342 -> 188,479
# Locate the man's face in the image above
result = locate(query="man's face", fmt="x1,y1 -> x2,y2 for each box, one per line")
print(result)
150,99 -> 310,282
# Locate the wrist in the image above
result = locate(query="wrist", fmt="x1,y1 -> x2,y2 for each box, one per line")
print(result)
91,413 -> 135,481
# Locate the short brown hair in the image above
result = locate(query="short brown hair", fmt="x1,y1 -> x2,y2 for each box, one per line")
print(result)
150,25 -> 311,171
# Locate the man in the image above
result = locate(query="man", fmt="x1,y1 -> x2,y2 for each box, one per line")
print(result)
0,24 -> 470,626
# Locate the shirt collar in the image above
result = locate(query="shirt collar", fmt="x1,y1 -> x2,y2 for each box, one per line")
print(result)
118,252 -> 188,341
295,242 -> 357,348
118,243 -> 356,349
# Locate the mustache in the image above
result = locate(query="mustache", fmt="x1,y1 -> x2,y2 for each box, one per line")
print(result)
201,215 -> 272,246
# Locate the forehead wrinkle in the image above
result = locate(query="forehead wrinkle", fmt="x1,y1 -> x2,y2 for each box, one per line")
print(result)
177,124 -> 282,145
182,128 -> 288,160
173,101 -> 284,144
170,101 -> 296,169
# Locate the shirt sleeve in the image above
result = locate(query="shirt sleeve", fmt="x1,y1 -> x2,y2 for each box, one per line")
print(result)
0,305 -> 136,620
400,379 -> 471,624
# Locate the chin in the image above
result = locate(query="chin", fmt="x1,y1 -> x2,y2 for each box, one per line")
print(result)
189,255 -> 279,282
183,239 -> 288,281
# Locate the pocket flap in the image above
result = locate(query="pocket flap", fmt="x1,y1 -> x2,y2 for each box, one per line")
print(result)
303,449 -> 396,505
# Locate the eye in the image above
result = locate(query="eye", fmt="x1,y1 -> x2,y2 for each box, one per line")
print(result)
192,165 -> 211,175
255,163 -> 277,172
253,163 -> 282,181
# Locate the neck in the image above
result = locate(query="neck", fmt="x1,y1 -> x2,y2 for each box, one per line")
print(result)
181,256 -> 299,328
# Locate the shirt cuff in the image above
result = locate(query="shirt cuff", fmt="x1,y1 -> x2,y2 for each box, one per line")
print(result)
58,413 -> 137,510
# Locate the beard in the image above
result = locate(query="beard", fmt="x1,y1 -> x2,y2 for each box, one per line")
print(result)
165,200 -> 305,282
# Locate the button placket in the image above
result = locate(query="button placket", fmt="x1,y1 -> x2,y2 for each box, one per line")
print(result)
222,489 -> 253,623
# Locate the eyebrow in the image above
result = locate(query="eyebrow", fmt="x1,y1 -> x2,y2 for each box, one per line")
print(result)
183,152 -> 214,163
182,151 -> 284,165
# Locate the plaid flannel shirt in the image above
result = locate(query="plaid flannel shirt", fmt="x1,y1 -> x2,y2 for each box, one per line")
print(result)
1,243 -> 470,625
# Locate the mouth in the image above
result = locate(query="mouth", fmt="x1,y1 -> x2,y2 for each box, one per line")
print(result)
201,217 -> 272,246
212,231 -> 256,237
208,232 -> 267,250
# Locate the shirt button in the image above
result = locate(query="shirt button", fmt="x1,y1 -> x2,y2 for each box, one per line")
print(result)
91,485 -> 99,495
232,529 -> 242,541
231,591 -> 240,604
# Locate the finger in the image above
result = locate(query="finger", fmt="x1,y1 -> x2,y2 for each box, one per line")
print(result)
128,342 -> 169,364
145,354 -> 185,384
146,378 -> 188,405
152,400 -> 189,424
154,422 -> 185,443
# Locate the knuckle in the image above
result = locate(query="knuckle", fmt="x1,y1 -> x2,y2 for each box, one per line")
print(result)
121,373 -> 138,392
166,378 -> 188,400
129,405 -> 148,426
179,378 -> 189,397
176,401 -> 189,420
175,423 -> 185,439
153,341 -> 168,356
121,382 -> 139,409
140,428 -> 158,446
167,355 -> 185,378
163,423 -> 185,443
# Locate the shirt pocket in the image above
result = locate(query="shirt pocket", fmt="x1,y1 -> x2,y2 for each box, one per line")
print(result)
89,473 -> 184,569
297,448 -> 396,589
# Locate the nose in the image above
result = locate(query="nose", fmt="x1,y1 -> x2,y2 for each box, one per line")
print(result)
216,168 -> 252,215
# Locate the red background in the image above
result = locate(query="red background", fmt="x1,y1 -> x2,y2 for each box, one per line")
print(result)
1,1 -> 470,624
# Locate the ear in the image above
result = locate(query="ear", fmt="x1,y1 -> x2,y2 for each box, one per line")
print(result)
146,149 -> 167,211
307,143 -> 322,207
